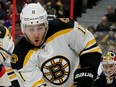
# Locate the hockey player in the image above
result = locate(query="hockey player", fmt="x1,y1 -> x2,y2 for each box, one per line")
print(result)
11,2 -> 102,87
96,51 -> 116,87
0,26 -> 21,87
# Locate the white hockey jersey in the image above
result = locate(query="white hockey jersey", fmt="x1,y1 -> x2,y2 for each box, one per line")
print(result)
37,18 -> 102,87
11,38 -> 46,87
11,18 -> 102,87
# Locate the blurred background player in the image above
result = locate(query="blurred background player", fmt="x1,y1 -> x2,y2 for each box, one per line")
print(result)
0,26 -> 21,87
96,51 -> 116,87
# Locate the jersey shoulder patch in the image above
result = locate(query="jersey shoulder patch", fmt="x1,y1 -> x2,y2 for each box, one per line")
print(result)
11,37 -> 37,70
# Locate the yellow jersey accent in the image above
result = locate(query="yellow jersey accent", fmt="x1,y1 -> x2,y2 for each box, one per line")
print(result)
6,68 -> 12,72
4,27 -> 9,38
46,28 -> 72,43
32,78 -> 45,87
9,73 -> 16,80
23,48 -> 38,67
85,38 -> 96,48
80,47 -> 101,56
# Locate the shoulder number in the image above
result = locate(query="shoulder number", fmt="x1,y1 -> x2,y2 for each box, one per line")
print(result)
59,18 -> 70,23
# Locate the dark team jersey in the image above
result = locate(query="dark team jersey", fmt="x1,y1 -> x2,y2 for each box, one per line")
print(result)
96,72 -> 116,87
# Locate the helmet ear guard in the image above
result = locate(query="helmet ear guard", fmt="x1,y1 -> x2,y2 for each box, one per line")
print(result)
20,2 -> 48,33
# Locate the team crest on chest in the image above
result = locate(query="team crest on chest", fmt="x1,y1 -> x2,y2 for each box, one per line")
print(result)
41,56 -> 70,85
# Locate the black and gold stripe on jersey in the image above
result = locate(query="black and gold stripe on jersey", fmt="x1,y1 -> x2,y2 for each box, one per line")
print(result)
44,18 -> 75,43
45,18 -> 74,39
11,37 -> 39,70
7,68 -> 16,81
5,68 -> 21,87
80,38 -> 102,56
32,78 -> 47,87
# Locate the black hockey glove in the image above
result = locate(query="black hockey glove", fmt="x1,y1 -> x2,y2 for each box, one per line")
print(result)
74,67 -> 95,87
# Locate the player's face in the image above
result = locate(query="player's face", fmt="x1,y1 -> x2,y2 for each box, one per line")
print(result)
24,23 -> 46,46
103,64 -> 115,76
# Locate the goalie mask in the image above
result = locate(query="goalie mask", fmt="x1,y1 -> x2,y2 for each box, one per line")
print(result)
102,51 -> 116,84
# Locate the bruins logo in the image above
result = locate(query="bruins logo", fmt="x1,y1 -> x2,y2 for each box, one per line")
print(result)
11,54 -> 18,64
41,56 -> 70,85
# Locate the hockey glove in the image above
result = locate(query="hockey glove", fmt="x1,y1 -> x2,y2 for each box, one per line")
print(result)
74,67 -> 95,87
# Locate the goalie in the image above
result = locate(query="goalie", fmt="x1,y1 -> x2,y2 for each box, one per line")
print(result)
96,51 -> 116,87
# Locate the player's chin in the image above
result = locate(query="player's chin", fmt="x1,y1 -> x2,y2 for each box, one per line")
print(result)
33,40 -> 41,46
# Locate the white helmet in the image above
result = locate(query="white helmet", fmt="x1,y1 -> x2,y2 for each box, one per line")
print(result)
20,2 -> 48,33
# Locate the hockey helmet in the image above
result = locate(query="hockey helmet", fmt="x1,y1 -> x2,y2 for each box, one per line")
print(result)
20,2 -> 48,33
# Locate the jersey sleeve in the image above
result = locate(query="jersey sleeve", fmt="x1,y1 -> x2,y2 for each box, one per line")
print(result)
64,21 -> 102,55
64,21 -> 102,78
